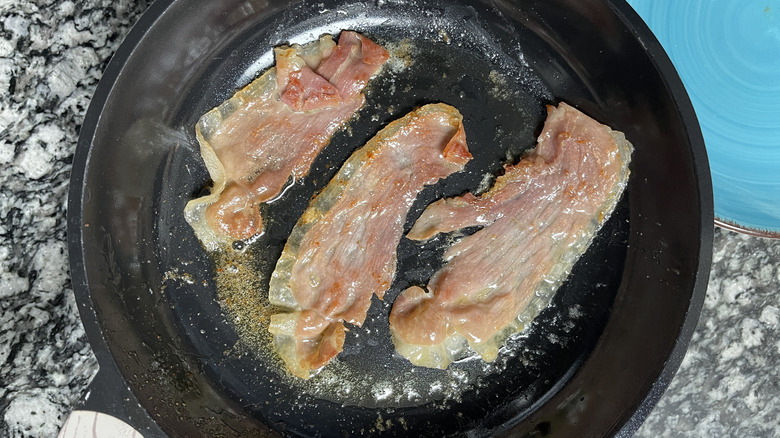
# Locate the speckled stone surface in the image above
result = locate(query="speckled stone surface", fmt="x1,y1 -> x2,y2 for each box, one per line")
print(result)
0,1 -> 148,436
634,231 -> 780,438
1,1 -> 779,437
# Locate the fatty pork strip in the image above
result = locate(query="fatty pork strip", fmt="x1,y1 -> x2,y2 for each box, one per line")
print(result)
268,104 -> 472,379
390,102 -> 633,369
184,31 -> 389,250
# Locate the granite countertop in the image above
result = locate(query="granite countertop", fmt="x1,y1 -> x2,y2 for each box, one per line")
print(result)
2,1 -> 779,437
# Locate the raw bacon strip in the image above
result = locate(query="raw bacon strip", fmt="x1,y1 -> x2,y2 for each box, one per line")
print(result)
184,31 -> 389,250
268,104 -> 472,379
390,102 -> 633,369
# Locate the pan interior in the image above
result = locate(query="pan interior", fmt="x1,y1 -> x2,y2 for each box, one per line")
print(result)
153,1 -> 626,434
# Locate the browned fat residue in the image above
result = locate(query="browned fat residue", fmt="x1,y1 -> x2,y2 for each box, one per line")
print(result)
212,248 -> 278,355
386,39 -> 415,70
487,70 -> 517,102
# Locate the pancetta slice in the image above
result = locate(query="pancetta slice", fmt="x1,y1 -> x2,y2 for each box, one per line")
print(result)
389,102 -> 633,369
268,103 -> 472,379
185,31 -> 389,250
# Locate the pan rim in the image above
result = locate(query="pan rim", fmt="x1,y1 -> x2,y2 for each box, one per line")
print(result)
67,0 -> 186,435
66,0 -> 714,436
594,1 -> 713,436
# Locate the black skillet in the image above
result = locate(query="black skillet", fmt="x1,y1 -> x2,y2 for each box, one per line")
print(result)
67,0 -> 713,436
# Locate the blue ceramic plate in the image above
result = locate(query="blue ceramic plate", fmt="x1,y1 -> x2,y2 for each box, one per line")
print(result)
628,0 -> 780,237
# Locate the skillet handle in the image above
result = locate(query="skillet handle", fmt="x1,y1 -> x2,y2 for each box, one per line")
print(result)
58,410 -> 144,438
61,365 -> 168,438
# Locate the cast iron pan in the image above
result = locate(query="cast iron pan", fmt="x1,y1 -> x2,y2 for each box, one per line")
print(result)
67,0 -> 713,436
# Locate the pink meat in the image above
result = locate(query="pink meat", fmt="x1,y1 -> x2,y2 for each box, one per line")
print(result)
268,104 -> 472,379
185,32 -> 389,247
389,102 -> 633,369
